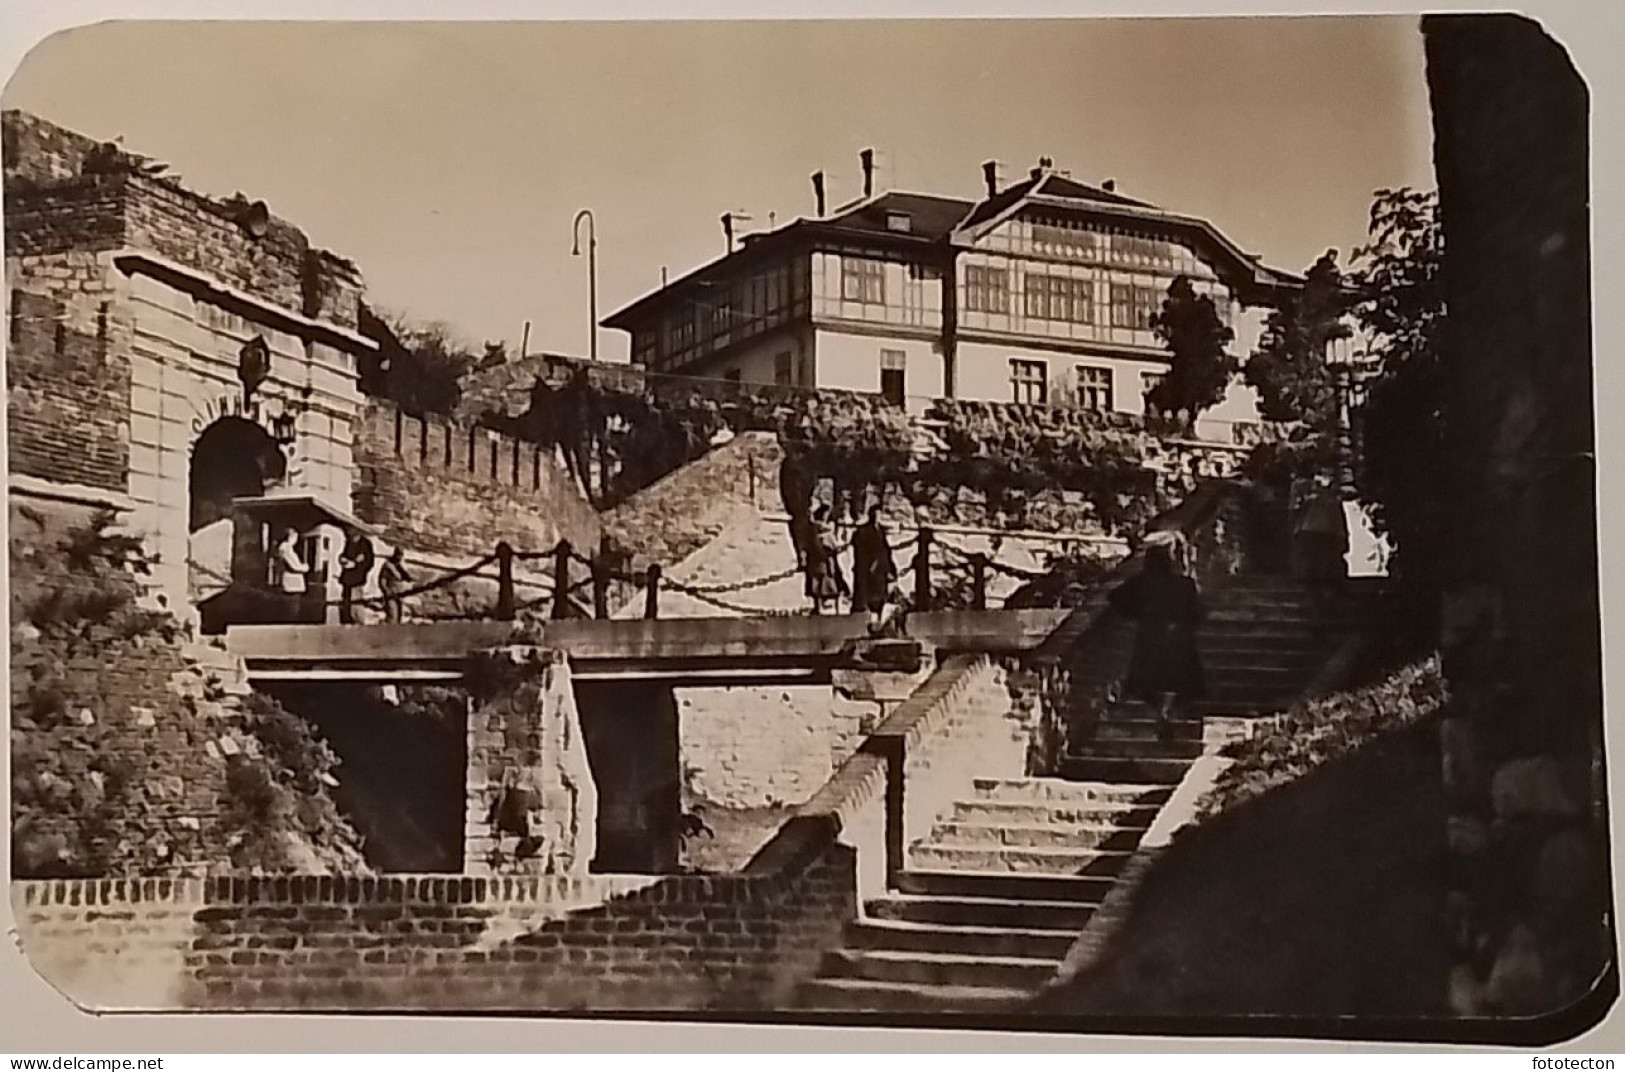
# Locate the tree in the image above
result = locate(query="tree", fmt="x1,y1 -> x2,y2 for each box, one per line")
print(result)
1349,187 -> 1446,625
1243,250 -> 1354,434
1148,276 -> 1237,434
357,304 -> 480,416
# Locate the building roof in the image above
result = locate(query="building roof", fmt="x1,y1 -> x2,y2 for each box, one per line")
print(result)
819,191 -> 975,241
604,163 -> 1301,330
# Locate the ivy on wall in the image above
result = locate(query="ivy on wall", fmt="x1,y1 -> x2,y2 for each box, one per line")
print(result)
9,508 -> 366,877
505,371 -> 1178,536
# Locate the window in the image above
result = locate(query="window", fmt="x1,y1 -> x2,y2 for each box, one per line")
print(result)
886,212 -> 912,233
966,265 -> 1009,313
1110,283 -> 1159,330
1010,359 -> 1048,405
667,316 -> 696,354
774,350 -> 794,387
1077,366 -> 1114,412
880,349 -> 907,407
841,258 -> 886,304
1025,274 -> 1094,323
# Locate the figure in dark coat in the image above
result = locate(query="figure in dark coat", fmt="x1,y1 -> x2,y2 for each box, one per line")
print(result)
850,506 -> 897,615
1109,540 -> 1206,725
337,529 -> 375,625
780,453 -> 815,568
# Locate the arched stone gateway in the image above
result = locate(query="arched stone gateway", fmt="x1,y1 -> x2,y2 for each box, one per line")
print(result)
189,416 -> 288,533
187,415 -> 292,602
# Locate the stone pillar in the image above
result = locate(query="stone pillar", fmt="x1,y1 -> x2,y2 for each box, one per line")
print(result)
1425,15 -> 1611,1019
464,646 -> 599,875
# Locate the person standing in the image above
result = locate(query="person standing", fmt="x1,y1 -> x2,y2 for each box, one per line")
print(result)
850,505 -> 896,627
1108,536 -> 1207,733
805,504 -> 849,615
379,547 -> 412,624
1291,473 -> 1349,584
338,527 -> 376,625
273,528 -> 309,621
779,452 -> 815,569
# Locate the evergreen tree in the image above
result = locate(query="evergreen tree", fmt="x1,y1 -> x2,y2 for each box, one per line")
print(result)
1243,250 -> 1354,434
1148,276 -> 1237,434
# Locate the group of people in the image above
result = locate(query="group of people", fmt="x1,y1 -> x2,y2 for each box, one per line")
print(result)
271,526 -> 412,624
791,503 -> 901,628
781,453 -> 903,628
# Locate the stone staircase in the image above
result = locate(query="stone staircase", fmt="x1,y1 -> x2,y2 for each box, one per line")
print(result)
795,777 -> 1164,1012
796,574 -> 1379,1015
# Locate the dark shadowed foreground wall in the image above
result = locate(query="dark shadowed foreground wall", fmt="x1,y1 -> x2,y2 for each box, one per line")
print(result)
1424,14 -> 1615,1029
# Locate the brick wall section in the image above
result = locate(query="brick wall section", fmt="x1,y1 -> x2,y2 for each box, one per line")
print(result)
10,878 -> 209,1010
6,288 -> 129,491
3,109 -> 109,184
351,400 -> 602,564
12,851 -> 852,1013
4,110 -> 361,327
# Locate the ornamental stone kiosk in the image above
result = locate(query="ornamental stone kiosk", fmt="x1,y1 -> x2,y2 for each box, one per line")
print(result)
198,492 -> 373,634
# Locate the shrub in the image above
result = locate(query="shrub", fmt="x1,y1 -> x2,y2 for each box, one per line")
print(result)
1192,655 -> 1448,823
10,508 -> 365,876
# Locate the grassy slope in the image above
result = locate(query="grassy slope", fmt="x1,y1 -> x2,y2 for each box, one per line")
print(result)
1034,717 -> 1450,1021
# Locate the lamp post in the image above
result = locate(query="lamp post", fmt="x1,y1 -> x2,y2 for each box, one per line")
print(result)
571,209 -> 598,363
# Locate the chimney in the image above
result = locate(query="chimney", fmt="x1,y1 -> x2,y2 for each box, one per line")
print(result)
860,148 -> 875,199
1102,178 -> 1117,193
811,171 -> 826,217
982,160 -> 999,197
721,212 -> 735,252
1031,155 -> 1056,181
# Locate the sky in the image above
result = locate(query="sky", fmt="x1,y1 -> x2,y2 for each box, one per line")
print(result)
3,18 -> 1435,362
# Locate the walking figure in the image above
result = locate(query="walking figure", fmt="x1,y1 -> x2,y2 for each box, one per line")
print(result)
379,547 -> 412,624
1108,534 -> 1207,733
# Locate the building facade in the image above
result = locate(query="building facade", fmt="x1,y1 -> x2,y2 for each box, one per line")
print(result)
4,111 -> 601,618
604,158 -> 1302,442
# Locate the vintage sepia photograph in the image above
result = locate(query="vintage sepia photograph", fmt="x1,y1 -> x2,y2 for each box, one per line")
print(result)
1,11 -> 1613,1045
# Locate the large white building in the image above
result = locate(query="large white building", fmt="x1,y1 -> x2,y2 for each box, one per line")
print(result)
604,156 -> 1302,442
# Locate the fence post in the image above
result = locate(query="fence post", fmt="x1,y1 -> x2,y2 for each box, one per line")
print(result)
494,541 -> 515,621
644,563 -> 662,620
915,527 -> 934,611
970,552 -> 988,611
592,542 -> 610,620
552,539 -> 572,620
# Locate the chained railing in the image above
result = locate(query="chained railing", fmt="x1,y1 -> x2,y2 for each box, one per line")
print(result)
318,519 -> 1119,626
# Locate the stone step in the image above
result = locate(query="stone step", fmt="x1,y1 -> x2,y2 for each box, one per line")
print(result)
796,976 -> 1030,1014
971,777 -> 1172,807
820,947 -> 1061,990
949,798 -> 1161,828
1070,736 -> 1205,761
895,869 -> 1113,904
865,894 -> 1098,932
845,919 -> 1078,960
1207,663 -> 1314,684
1199,649 -> 1322,672
1058,755 -> 1195,785
1090,716 -> 1204,741
1198,640 -> 1325,661
926,820 -> 1149,852
908,843 -> 1133,877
